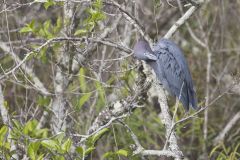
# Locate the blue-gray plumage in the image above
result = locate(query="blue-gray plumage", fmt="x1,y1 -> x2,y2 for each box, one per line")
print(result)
134,38 -> 198,111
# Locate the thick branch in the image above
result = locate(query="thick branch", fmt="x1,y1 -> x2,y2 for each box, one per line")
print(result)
51,1 -> 75,133
141,150 -> 180,158
146,66 -> 183,158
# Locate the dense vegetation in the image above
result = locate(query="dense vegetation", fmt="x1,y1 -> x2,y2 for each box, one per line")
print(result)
0,0 -> 239,159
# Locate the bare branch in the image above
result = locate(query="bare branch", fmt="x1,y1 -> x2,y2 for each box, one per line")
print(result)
0,84 -> 18,159
164,6 -> 199,39
0,85 -> 8,125
213,111 -> 240,145
141,150 -> 180,158
104,0 -> 152,43
118,121 -> 144,154
86,66 -> 151,135
0,43 -> 51,95
0,37 -> 132,80
50,1 -> 76,134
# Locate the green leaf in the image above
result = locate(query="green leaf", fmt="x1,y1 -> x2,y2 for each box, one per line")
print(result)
233,143 -> 240,156
12,119 -> 22,130
53,17 -> 62,34
20,26 -> 33,33
74,29 -> 88,36
93,0 -> 103,9
43,20 -> 51,31
28,142 -> 40,160
44,30 -> 53,39
210,144 -> 222,157
102,152 -> 115,159
44,0 -> 56,10
23,119 -> 38,135
55,132 -> 65,144
29,20 -> 35,28
85,147 -> 95,155
116,149 -> 128,157
39,47 -> 48,63
37,154 -> 45,160
35,128 -> 48,138
87,8 -> 97,16
85,22 -> 95,31
78,93 -> 92,110
20,20 -> 35,33
0,126 -> 8,142
91,128 -> 109,145
41,139 -> 59,151
79,68 -> 87,92
61,138 -> 72,153
37,95 -> 50,106
28,146 -> 35,160
43,20 -> 53,39
4,100 -> 8,107
38,28 -> 46,37
95,81 -> 105,103
53,155 -> 65,160
92,11 -> 106,21
76,146 -> 84,156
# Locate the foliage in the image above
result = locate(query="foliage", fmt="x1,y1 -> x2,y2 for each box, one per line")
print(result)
74,0 -> 106,36
0,0 -> 240,159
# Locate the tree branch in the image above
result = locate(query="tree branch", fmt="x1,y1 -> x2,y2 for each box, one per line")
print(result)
51,1 -> 75,134
104,0 -> 152,43
0,43 -> 51,95
213,111 -> 240,145
0,84 -> 18,159
164,5 -> 200,39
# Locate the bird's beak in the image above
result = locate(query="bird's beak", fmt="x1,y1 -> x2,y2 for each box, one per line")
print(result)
145,52 -> 157,61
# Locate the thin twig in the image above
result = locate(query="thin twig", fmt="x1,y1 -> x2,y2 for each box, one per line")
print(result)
213,111 -> 240,145
0,37 -> 132,80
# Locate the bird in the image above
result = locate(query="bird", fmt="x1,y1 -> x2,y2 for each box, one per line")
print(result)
133,38 -> 198,111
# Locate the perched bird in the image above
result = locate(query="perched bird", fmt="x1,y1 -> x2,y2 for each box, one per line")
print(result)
133,38 -> 198,111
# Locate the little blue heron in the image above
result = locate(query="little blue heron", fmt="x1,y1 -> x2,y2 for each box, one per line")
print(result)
134,38 -> 198,111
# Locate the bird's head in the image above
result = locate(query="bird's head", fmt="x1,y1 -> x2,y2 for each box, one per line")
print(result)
133,39 -> 157,61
